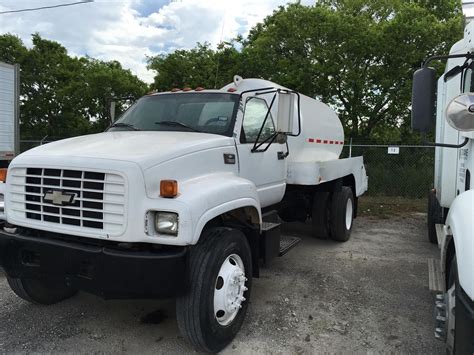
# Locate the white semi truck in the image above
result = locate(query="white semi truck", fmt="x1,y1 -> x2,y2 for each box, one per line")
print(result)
0,76 -> 367,352
412,22 -> 474,354
0,62 -> 20,220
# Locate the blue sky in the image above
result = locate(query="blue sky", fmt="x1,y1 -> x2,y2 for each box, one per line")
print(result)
0,0 -> 314,83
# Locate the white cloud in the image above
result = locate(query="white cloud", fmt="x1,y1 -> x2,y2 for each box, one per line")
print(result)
0,0 -> 315,83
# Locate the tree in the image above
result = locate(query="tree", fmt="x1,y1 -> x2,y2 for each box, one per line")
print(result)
147,41 -> 241,91
240,0 -> 463,141
0,34 -> 148,139
149,0 -> 463,142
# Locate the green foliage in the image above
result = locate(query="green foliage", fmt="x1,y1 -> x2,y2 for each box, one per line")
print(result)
148,42 -> 241,90
148,0 -> 463,142
0,33 -> 147,139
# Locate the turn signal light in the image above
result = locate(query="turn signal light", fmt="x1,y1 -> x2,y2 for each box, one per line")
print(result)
0,168 -> 7,182
160,180 -> 178,198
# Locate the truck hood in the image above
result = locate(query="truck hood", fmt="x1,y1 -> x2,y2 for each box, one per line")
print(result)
19,131 -> 235,170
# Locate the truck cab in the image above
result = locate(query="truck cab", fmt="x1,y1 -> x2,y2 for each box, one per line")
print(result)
0,76 -> 367,352
412,20 -> 474,354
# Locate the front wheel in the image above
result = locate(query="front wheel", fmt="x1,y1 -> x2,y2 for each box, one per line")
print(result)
176,227 -> 252,353
439,257 -> 474,354
7,277 -> 78,305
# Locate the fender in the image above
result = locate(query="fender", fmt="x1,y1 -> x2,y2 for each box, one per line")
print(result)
443,190 -> 474,300
177,173 -> 262,244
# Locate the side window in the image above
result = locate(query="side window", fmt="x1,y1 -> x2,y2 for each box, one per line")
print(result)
463,64 -> 474,93
241,98 -> 275,143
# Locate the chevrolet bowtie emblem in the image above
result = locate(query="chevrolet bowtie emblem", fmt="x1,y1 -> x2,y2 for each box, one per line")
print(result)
43,190 -> 77,206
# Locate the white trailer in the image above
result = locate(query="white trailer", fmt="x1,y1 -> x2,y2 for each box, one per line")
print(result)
412,21 -> 474,354
0,62 -> 19,221
0,62 -> 19,167
0,76 -> 367,352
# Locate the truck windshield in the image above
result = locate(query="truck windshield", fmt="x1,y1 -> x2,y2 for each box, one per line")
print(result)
108,93 -> 239,137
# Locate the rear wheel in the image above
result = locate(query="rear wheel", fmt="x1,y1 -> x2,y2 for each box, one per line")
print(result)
7,277 -> 77,305
176,227 -> 252,353
428,190 -> 441,244
329,187 -> 354,242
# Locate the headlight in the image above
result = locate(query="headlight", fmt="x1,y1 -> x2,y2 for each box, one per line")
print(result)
155,212 -> 179,236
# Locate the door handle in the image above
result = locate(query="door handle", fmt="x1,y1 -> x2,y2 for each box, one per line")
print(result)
277,152 -> 287,160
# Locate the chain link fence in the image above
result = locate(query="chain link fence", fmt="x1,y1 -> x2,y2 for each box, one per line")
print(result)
341,143 -> 435,199
20,138 -> 435,200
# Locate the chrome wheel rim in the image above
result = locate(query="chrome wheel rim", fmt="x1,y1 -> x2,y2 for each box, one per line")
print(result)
345,198 -> 353,230
213,254 -> 247,326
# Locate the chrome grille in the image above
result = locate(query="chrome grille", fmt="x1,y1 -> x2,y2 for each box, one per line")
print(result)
8,167 -> 126,235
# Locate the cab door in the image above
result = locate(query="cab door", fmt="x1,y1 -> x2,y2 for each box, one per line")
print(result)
237,96 -> 287,208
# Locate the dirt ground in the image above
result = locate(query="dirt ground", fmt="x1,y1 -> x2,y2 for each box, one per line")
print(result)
0,213 -> 443,354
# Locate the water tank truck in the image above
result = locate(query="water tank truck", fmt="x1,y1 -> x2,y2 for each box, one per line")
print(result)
0,76 -> 367,352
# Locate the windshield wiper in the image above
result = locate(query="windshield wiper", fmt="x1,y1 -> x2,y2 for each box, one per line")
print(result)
109,122 -> 141,131
156,120 -> 202,133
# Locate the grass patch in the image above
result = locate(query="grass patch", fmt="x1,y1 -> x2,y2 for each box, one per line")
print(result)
358,195 -> 426,219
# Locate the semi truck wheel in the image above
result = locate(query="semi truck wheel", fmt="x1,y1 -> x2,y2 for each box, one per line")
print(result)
438,257 -> 474,354
311,191 -> 330,239
176,227 -> 252,353
7,277 -> 78,305
329,187 -> 354,242
428,190 -> 441,244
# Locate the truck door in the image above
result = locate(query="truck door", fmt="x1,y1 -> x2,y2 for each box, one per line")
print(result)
237,96 -> 286,208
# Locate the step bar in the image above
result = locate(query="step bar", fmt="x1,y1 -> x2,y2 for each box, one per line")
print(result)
428,258 -> 445,293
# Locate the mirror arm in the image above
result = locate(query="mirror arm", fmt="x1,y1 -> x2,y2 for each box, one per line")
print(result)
285,91 -> 301,137
251,132 -> 279,153
423,52 -> 474,68
421,134 -> 469,148
251,93 -> 277,152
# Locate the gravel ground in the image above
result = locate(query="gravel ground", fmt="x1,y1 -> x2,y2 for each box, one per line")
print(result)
0,214 -> 443,353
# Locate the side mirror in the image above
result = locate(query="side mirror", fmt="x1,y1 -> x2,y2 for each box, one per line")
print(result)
411,67 -> 437,133
276,92 -> 297,134
110,101 -> 116,122
446,94 -> 474,131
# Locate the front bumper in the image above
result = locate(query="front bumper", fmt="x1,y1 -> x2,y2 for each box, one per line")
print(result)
0,228 -> 187,299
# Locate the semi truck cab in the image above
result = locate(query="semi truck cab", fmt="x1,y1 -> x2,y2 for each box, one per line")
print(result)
412,20 -> 474,354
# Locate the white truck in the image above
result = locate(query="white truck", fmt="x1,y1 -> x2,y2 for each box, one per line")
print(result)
0,76 -> 367,352
0,62 -> 20,220
411,21 -> 474,354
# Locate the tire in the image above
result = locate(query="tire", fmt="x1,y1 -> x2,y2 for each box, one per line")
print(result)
428,190 -> 441,244
329,187 -> 354,242
445,256 -> 474,354
311,191 -> 330,239
7,277 -> 78,305
176,227 -> 252,353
